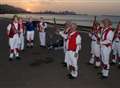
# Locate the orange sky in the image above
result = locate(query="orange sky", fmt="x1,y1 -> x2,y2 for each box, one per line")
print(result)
1,0 -> 120,15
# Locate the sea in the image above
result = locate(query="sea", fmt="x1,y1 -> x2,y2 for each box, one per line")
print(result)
0,14 -> 120,28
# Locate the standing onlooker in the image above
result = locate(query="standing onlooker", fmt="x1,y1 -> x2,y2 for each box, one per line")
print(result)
37,17 -> 47,48
26,17 -> 35,48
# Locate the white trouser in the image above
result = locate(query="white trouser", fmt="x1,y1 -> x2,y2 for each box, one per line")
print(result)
9,34 -> 19,58
18,33 -> 24,50
64,40 -> 67,63
39,32 -> 46,46
26,31 -> 34,46
66,51 -> 78,77
91,41 -> 95,54
63,39 -> 67,53
93,42 -> 100,58
65,51 -> 68,64
93,41 -> 101,67
89,41 -> 95,64
101,45 -> 111,77
89,41 -> 100,64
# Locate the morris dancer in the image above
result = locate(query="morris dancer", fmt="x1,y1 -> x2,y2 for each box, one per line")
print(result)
89,22 -> 101,68
99,19 -> 114,79
89,16 -> 97,65
66,23 -> 81,79
18,17 -> 25,51
111,22 -> 120,68
7,15 -> 20,61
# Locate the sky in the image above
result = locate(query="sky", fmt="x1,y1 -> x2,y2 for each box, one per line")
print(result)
1,0 -> 120,15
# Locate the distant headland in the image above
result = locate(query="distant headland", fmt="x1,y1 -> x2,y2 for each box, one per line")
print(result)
0,4 -> 77,15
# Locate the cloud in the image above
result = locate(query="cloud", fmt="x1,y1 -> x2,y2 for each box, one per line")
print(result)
1,0 -> 120,15
2,0 -> 120,4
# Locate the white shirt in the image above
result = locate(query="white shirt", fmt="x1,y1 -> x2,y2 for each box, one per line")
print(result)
38,22 -> 47,32
59,31 -> 68,39
101,28 -> 114,45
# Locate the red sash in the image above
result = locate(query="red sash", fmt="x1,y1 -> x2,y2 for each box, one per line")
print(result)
102,27 -> 112,47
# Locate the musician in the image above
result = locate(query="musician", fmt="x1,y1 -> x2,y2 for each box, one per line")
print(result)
59,21 -> 72,67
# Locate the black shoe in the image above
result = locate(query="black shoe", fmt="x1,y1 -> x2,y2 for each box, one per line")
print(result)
30,46 -> 33,48
21,50 -> 25,52
118,64 -> 120,69
99,75 -> 108,80
97,72 -> 102,75
42,46 -> 46,48
68,74 -> 77,80
43,46 -> 46,48
62,62 -> 67,67
26,46 -> 30,48
16,56 -> 21,60
66,74 -> 71,77
94,66 -> 100,69
87,62 -> 94,65
9,58 -> 13,61
40,45 -> 46,48
40,45 -> 44,48
110,62 -> 116,66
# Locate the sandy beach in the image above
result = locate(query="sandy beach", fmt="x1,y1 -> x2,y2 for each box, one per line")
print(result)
0,18 -> 120,88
